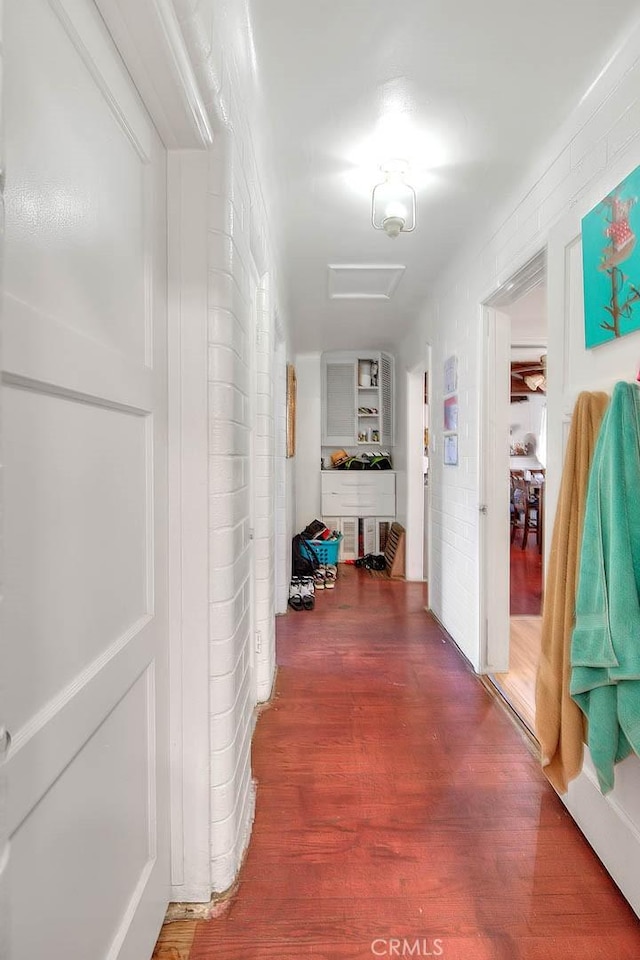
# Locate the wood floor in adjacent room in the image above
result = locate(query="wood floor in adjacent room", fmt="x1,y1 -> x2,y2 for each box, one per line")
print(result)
494,616 -> 542,733
153,567 -> 640,960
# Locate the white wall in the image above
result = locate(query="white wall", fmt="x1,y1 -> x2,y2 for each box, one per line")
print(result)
173,0 -> 291,895
544,128 -> 640,914
400,15 -> 640,668
509,394 -> 546,456
400,13 -> 640,913
294,353 -> 322,532
0,0 -> 9,946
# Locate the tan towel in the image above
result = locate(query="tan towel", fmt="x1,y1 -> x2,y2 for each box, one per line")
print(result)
535,391 -> 609,793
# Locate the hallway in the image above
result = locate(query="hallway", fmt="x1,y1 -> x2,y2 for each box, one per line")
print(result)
154,570 -> 640,960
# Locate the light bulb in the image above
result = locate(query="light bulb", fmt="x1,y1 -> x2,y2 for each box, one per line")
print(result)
384,200 -> 407,221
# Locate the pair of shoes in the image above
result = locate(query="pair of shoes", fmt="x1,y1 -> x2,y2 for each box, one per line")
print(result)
324,564 -> 337,589
355,553 -> 386,571
301,577 -> 315,609
288,577 -> 315,611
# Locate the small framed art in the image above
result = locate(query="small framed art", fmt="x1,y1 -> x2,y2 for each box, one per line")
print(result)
444,433 -> 458,466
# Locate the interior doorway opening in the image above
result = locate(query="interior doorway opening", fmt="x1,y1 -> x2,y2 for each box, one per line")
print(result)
405,346 -> 431,588
423,365 -> 431,586
481,252 -> 547,732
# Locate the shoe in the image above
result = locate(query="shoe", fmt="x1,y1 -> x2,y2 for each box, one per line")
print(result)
324,564 -> 337,589
300,577 -> 315,610
313,567 -> 325,590
288,578 -> 304,611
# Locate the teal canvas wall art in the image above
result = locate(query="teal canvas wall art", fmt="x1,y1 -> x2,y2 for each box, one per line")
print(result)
582,165 -> 640,348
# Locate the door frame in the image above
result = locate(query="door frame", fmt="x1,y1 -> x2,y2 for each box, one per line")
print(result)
94,0 -> 214,907
479,249 -> 547,673
405,347 -> 432,584
423,348 -> 432,586
274,325 -> 289,616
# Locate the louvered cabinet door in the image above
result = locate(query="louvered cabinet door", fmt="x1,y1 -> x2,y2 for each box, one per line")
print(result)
322,359 -> 356,445
362,517 -> 377,555
380,352 -> 394,445
339,518 -> 359,561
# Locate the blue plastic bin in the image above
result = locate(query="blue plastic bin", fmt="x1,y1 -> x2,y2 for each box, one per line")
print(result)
301,535 -> 342,565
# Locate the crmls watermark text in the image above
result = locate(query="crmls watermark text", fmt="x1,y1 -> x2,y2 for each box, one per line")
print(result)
370,938 -> 444,957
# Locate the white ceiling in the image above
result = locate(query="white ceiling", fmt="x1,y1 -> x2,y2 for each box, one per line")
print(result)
248,0 -> 640,353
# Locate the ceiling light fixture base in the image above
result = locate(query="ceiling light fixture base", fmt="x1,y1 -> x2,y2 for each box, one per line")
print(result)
372,160 -> 416,239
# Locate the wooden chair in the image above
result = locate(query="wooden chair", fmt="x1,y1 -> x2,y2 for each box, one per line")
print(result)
511,477 -> 541,551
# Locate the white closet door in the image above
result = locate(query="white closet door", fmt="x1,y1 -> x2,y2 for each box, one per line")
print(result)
380,353 -> 394,444
3,1 -> 169,957
362,517 -> 377,555
376,518 -> 394,555
323,360 -> 356,445
339,518 -> 359,561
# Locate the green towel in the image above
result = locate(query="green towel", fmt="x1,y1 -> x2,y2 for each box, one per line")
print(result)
570,380 -> 640,793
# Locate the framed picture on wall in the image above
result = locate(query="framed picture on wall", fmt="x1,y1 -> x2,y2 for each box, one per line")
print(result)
444,395 -> 458,432
286,363 -> 296,458
444,355 -> 458,395
444,434 -> 458,466
582,163 -> 640,348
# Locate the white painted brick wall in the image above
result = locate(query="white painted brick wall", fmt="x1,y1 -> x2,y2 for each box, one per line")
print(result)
0,2 -> 8,947
175,0 -> 289,893
274,338 -> 290,614
254,277 -> 277,699
206,130 -> 257,892
399,20 -> 640,670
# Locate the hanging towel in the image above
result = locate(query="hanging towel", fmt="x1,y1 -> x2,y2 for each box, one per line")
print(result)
535,391 -> 609,793
570,380 -> 640,794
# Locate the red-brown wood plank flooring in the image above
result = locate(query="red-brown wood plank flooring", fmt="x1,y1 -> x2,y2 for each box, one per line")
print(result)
184,567 -> 640,960
510,543 -> 543,615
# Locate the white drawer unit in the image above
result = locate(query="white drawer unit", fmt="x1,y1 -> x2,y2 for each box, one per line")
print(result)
321,472 -> 396,518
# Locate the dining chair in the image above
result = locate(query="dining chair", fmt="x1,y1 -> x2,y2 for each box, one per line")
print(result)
511,476 -> 541,551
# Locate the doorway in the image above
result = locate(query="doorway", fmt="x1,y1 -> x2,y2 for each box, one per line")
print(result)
405,347 -> 431,586
423,366 -> 431,587
481,253 -> 547,731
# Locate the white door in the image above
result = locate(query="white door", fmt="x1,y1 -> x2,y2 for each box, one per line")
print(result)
2,1 -> 169,957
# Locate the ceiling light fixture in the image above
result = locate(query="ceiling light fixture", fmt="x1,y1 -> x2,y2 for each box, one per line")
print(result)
524,373 -> 546,392
372,161 -> 416,239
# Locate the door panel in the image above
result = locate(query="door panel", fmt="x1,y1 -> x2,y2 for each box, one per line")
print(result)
10,672 -> 154,960
3,0 -> 169,956
4,389 -> 148,732
6,0 -> 151,363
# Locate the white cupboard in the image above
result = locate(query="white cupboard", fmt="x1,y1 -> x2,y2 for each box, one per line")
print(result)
321,472 -> 396,561
322,351 -> 394,447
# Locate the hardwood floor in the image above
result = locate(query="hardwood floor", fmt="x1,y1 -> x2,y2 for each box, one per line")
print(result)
154,567 -> 640,960
510,542 -> 542,616
494,616 -> 542,732
496,542 -> 544,731
152,921 -> 197,960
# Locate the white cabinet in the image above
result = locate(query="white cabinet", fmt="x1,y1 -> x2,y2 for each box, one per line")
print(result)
322,351 -> 394,446
321,473 -> 396,561
321,471 -> 396,517
322,514 -> 395,561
